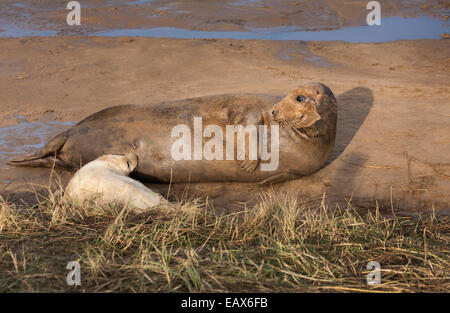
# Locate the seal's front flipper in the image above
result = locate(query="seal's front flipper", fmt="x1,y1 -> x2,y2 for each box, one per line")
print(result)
238,159 -> 260,173
8,131 -> 69,168
258,172 -> 302,185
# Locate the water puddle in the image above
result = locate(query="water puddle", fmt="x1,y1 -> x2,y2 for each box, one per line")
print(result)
91,17 -> 448,42
80,0 -> 155,8
0,116 -> 76,162
0,24 -> 56,38
11,3 -> 26,8
277,46 -> 332,67
230,0 -> 263,7
0,15 -> 447,41
124,0 -> 155,5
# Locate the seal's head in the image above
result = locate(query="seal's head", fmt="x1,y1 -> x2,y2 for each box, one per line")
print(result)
271,82 -> 337,140
97,153 -> 138,175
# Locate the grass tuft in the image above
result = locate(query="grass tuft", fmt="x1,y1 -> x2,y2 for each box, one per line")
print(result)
0,189 -> 448,292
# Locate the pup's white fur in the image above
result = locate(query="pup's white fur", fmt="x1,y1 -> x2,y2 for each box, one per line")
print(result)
65,153 -> 167,212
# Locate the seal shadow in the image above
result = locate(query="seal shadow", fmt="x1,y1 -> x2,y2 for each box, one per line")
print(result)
326,86 -> 374,164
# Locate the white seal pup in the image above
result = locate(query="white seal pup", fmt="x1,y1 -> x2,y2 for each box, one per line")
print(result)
65,153 -> 168,212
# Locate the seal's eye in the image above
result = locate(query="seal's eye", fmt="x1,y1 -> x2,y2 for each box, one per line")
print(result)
127,161 -> 132,170
296,95 -> 305,102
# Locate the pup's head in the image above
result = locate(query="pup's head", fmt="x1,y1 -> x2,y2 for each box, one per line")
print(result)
271,82 -> 337,137
97,153 -> 138,175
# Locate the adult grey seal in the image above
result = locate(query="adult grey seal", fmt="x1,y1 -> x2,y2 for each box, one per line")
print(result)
9,82 -> 337,184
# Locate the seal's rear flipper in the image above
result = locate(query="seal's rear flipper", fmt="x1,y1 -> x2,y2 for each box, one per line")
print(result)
8,155 -> 65,168
7,132 -> 69,168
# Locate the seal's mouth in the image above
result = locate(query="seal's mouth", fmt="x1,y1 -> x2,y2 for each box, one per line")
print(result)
279,120 -> 311,140
275,111 -> 322,141
274,112 -> 306,127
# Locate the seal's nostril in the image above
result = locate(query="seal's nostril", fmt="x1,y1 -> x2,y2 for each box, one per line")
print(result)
271,109 -> 275,116
132,140 -> 140,150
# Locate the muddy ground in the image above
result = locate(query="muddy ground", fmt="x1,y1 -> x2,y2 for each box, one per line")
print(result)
0,1 -> 449,216
0,0 -> 448,35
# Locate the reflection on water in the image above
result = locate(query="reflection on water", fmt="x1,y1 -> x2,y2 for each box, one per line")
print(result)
92,17 -> 448,42
0,117 -> 76,161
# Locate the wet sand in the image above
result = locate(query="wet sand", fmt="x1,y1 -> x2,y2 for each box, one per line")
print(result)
0,1 -> 449,215
0,0 -> 448,35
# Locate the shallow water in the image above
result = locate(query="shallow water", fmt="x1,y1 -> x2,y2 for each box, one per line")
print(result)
0,24 -> 57,38
0,117 -> 76,163
124,0 -> 155,5
92,17 -> 448,42
230,0 -> 263,7
277,46 -> 332,67
11,3 -> 25,8
0,14 -> 447,41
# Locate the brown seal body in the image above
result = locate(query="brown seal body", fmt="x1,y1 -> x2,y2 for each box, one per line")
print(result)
9,82 -> 337,184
